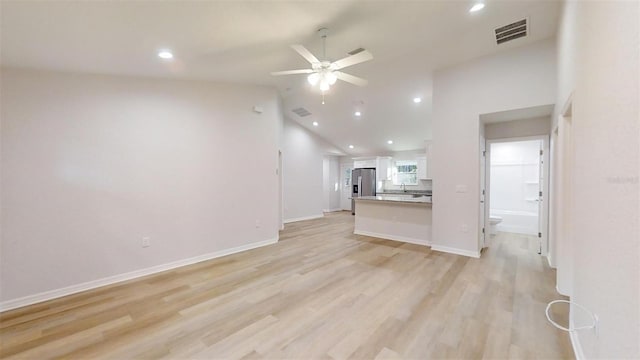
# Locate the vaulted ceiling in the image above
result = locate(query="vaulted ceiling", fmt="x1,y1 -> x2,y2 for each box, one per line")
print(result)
1,1 -> 561,155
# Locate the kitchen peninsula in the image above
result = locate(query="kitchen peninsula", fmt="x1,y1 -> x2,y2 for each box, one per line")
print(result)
353,194 -> 432,246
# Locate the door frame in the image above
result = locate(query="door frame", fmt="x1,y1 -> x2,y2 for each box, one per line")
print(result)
339,163 -> 353,211
484,135 -> 551,256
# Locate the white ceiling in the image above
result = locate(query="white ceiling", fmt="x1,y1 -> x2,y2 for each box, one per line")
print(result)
1,1 -> 561,155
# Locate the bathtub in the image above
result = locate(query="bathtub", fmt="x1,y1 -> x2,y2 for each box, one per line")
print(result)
490,209 -> 538,235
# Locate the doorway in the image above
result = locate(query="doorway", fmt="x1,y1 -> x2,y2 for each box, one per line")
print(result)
485,136 -> 549,255
340,163 -> 353,211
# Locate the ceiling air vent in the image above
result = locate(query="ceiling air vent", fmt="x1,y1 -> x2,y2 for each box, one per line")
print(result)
347,47 -> 366,56
291,107 -> 312,117
495,18 -> 528,45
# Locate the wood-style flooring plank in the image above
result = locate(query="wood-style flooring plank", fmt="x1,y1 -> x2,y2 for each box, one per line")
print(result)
0,213 -> 573,359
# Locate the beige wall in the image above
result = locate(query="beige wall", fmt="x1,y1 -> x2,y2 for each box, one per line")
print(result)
282,118 -> 343,222
555,1 -> 639,358
431,39 -> 556,256
0,68 -> 283,304
484,116 -> 551,139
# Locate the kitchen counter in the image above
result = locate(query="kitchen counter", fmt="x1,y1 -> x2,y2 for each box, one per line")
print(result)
354,196 -> 432,246
357,195 -> 432,204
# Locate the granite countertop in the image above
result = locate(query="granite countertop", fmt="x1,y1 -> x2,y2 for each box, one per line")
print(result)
378,190 -> 432,196
357,195 -> 432,204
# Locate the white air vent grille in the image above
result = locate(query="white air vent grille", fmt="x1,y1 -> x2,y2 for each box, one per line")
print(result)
292,107 -> 312,117
348,47 -> 366,56
495,18 -> 527,45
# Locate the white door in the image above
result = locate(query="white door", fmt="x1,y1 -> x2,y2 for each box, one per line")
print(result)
479,135 -> 486,248
340,164 -> 353,210
537,141 -> 544,254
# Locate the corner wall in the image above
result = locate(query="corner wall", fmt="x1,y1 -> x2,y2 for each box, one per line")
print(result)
555,1 -> 639,358
431,39 -> 556,256
0,68 -> 282,306
281,118 -> 343,222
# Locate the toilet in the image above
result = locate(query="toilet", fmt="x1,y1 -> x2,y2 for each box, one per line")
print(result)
489,215 -> 503,235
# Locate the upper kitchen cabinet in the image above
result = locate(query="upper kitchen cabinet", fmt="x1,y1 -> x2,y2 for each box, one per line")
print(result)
417,156 -> 428,180
353,158 -> 377,169
376,156 -> 393,181
353,157 -> 392,181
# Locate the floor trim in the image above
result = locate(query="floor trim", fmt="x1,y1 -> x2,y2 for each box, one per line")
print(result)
283,214 -> 324,224
0,237 -> 279,313
570,328 -> 585,360
353,230 -> 430,246
322,208 -> 343,213
431,245 -> 481,258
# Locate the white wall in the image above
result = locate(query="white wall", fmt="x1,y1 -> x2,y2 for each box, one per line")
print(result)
322,156 -> 341,212
0,68 -> 282,304
431,39 -> 556,256
282,118 -> 343,222
484,116 -> 551,139
555,1 -> 639,358
328,156 -> 341,211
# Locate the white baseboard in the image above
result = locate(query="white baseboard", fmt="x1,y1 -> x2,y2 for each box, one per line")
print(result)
570,326 -> 585,360
0,237 -> 279,313
283,214 -> 324,224
431,245 -> 481,258
556,285 -> 571,297
323,208 -> 343,213
354,230 -> 430,246
547,254 -> 556,269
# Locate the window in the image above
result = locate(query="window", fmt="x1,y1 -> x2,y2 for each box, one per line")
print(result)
392,160 -> 418,185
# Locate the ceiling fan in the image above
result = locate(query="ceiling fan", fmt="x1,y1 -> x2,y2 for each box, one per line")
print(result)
271,28 -> 373,91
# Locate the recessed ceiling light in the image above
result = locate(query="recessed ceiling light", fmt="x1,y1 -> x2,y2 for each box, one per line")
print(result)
354,111 -> 361,117
469,3 -> 485,12
387,140 -> 393,145
349,145 -> 354,149
413,97 -> 422,103
312,121 -> 319,127
157,50 -> 174,59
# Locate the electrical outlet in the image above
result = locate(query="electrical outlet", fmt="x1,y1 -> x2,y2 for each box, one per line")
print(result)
460,224 -> 469,233
141,237 -> 151,248
255,220 -> 261,228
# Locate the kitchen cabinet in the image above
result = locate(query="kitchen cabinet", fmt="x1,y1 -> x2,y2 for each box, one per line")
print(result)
417,156 -> 428,180
376,156 -> 393,181
354,157 -> 393,182
353,159 -> 376,169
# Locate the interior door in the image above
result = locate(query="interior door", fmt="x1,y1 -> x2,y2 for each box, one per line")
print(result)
340,164 -> 352,210
537,140 -> 544,254
479,135 -> 486,248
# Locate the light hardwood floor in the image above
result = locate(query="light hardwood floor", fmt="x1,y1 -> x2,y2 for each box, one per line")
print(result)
0,212 -> 573,359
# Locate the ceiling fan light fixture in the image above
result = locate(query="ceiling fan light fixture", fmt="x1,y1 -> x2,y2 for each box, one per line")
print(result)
307,73 -> 320,86
326,71 -> 338,85
319,80 -> 330,91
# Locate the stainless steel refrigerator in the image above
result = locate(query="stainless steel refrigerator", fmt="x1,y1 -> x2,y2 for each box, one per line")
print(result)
351,168 -> 376,215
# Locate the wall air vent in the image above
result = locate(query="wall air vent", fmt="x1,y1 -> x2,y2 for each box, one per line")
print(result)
347,47 -> 366,56
291,107 -> 312,117
495,18 -> 528,45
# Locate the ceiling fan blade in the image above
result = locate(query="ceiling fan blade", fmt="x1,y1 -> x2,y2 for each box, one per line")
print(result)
271,69 -> 314,76
332,50 -> 373,70
335,71 -> 368,86
290,45 -> 320,64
